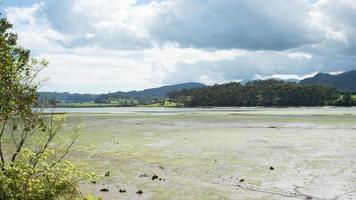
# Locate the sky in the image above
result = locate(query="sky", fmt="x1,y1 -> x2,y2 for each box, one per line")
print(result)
1,0 -> 356,93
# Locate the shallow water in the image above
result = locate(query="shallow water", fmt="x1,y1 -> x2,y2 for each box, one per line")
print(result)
40,106 -> 356,115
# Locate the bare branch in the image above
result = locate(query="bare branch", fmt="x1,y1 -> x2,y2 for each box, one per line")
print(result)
31,113 -> 63,168
0,121 -> 6,169
51,127 -> 79,168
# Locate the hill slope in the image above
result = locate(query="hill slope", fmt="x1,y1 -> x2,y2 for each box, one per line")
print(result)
300,71 -> 356,92
96,82 -> 206,101
38,92 -> 99,103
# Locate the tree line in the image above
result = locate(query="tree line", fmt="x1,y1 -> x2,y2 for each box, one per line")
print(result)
168,80 -> 354,107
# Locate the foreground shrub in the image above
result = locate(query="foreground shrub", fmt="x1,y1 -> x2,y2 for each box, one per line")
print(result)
0,149 -> 95,200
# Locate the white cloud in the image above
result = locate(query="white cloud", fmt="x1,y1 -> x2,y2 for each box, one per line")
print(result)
284,52 -> 313,60
3,0 -> 356,93
38,49 -> 154,93
37,45 -> 244,93
253,73 -> 318,81
5,2 -> 43,25
309,0 -> 356,54
5,3 -> 68,51
43,0 -> 159,49
149,0 -> 323,50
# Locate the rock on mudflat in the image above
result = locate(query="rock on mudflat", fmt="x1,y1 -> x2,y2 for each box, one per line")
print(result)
100,188 -> 109,192
270,166 -> 275,170
104,171 -> 110,177
119,189 -> 126,193
152,175 -> 159,180
136,190 -> 143,194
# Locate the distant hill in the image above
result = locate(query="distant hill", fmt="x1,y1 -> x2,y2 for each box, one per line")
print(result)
38,82 -> 206,104
300,71 -> 356,92
38,92 -> 99,103
96,82 -> 206,102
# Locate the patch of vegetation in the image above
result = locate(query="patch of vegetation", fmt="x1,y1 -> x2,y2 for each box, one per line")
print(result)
333,92 -> 354,106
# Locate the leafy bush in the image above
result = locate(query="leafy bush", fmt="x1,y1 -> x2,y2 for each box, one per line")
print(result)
0,149 -> 95,200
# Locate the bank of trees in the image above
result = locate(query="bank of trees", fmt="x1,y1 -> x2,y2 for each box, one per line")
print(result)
169,80 -> 345,107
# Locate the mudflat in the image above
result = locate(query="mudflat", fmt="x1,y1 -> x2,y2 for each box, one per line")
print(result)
61,107 -> 356,200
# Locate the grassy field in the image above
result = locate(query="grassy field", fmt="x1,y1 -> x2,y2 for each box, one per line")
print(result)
57,108 -> 356,200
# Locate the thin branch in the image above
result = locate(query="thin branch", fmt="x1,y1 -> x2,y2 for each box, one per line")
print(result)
10,128 -> 18,149
50,129 -> 79,168
10,129 -> 30,163
32,113 -> 61,168
10,121 -> 37,164
0,121 -> 6,169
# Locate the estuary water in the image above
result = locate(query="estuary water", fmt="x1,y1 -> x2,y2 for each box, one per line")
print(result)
38,106 -> 356,115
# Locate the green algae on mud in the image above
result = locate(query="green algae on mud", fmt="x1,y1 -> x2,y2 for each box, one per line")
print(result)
59,108 -> 356,200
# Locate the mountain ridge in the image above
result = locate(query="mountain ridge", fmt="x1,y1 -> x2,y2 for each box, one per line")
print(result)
39,82 -> 206,103
300,70 -> 356,92
95,82 -> 206,102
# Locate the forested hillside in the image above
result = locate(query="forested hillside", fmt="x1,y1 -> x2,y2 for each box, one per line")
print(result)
95,82 -> 205,103
168,80 -> 349,107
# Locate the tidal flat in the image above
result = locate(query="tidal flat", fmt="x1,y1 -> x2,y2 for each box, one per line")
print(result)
60,107 -> 356,200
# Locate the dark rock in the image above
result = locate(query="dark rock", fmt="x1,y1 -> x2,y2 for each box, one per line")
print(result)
100,188 -> 109,192
305,197 -> 313,200
159,166 -> 164,169
119,189 -> 126,193
104,171 -> 110,177
91,180 -> 97,184
270,166 -> 275,170
159,178 -> 162,181
152,175 -> 159,180
240,179 -> 245,182
136,190 -> 143,194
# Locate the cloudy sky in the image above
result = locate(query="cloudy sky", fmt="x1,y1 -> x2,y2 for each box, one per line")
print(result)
1,0 -> 356,93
